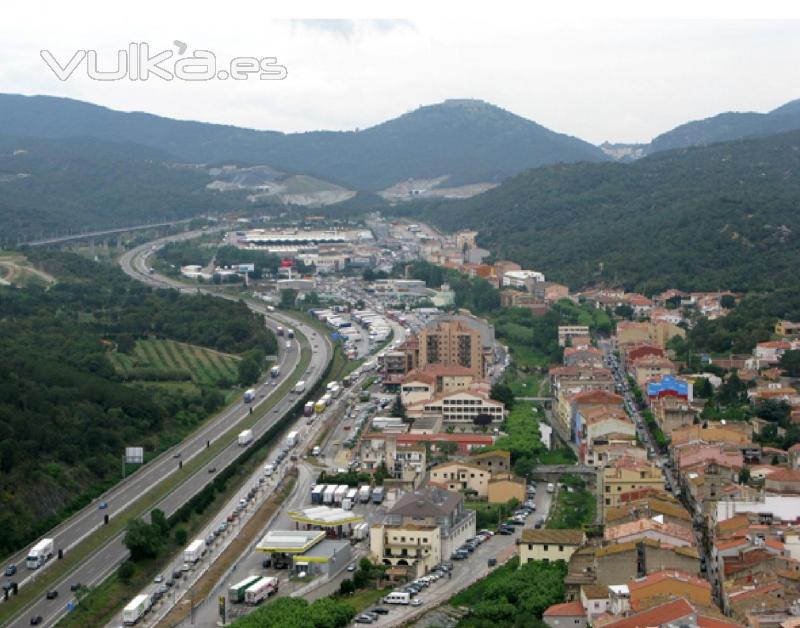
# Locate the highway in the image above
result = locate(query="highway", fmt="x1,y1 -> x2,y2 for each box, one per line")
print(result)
2,232 -> 333,628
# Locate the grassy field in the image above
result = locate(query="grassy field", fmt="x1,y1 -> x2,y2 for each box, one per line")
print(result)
547,477 -> 596,529
108,338 -> 239,386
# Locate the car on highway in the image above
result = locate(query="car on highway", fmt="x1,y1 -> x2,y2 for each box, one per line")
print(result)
29,617 -> 43,626
208,466 -> 217,473
70,582 -> 81,592
4,564 -> 15,576
98,501 -> 108,509
45,589 -> 58,600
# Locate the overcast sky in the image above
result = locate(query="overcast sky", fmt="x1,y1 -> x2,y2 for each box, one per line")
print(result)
2,5 -> 800,144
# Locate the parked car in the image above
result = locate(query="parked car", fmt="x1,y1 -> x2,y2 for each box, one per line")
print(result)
488,558 -> 497,567
154,574 -> 164,583
411,598 -> 423,607
354,615 -> 374,624
371,607 -> 390,615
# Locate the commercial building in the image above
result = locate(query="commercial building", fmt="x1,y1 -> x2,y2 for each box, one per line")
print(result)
406,389 -> 505,427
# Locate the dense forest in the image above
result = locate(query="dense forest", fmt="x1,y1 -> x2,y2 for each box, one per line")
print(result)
394,129 -> 800,294
0,251 -> 275,556
0,135 -> 245,243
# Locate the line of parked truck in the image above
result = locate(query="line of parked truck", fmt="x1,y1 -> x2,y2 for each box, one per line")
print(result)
310,483 -> 383,509
228,575 -> 278,605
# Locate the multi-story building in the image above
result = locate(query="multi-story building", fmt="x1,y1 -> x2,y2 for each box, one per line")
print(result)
399,365 -> 477,406
406,390 -> 505,427
418,319 -> 486,378
599,458 -> 665,514
429,461 -> 491,496
631,355 -> 677,388
558,325 -> 591,347
370,487 -> 476,577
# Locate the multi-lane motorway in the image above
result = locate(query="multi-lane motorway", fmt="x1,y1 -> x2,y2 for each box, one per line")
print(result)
2,232 -> 333,628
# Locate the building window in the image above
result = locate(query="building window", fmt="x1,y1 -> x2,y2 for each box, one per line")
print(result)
559,545 -> 564,551
543,544 -> 549,551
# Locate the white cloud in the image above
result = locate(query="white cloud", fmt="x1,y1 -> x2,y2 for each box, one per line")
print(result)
0,6 -> 798,144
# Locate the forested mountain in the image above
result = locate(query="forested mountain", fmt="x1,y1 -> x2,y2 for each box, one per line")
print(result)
398,130 -> 800,294
0,135 -> 244,243
0,94 -> 608,191
0,251 -> 275,555
645,98 -> 800,154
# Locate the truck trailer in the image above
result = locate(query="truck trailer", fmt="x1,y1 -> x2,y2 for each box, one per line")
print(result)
228,576 -> 262,604
372,486 -> 385,504
285,430 -> 299,448
123,593 -> 151,625
294,380 -> 306,394
243,388 -> 256,403
323,484 -> 337,504
358,485 -> 371,504
351,521 -> 369,541
26,538 -> 54,570
244,576 -> 278,604
238,429 -> 254,446
270,366 -> 280,378
333,484 -> 348,505
303,402 -> 314,417
311,484 -> 325,504
184,539 -> 206,563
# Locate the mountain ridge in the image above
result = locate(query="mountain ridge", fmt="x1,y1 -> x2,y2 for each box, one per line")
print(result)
0,93 -> 610,191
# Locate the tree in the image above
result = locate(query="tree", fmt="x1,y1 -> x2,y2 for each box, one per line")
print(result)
173,527 -> 188,546
280,289 -> 298,309
490,382 -> 515,410
473,413 -> 493,428
739,466 -> 751,485
390,395 -> 407,421
756,399 -> 790,424
124,519 -> 162,561
780,350 -> 800,377
694,377 -> 713,399
720,294 -> 736,309
513,455 -> 535,479
438,441 -> 458,458
150,508 -> 168,536
237,357 -> 260,386
614,304 -> 634,320
338,578 -> 355,596
117,561 -> 135,583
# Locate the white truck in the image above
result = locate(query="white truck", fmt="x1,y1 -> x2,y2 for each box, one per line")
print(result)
285,430 -> 299,448
343,488 -> 358,510
238,429 -> 254,446
294,380 -> 306,394
184,539 -> 206,563
351,521 -> 369,541
26,538 -> 54,570
243,388 -> 256,403
244,576 -> 278,604
123,593 -> 151,625
358,485 -> 371,504
333,484 -> 348,505
323,484 -> 337,504
264,463 -> 275,477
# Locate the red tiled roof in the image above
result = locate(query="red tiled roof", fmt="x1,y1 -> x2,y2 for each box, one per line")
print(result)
602,599 -> 694,628
544,601 -> 586,617
627,570 -> 710,594
697,616 -> 745,628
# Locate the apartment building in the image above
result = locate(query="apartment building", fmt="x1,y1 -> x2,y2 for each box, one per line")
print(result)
418,319 -> 485,378
600,458 -> 665,513
429,461 -> 491,496
519,529 -> 586,565
370,487 -> 476,576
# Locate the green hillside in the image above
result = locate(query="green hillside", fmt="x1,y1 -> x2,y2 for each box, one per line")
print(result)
401,130 -> 800,294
